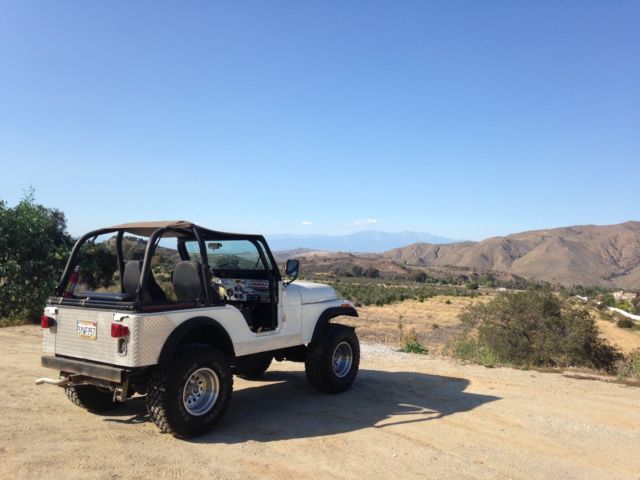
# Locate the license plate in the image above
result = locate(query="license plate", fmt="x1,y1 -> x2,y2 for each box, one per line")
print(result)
77,320 -> 97,340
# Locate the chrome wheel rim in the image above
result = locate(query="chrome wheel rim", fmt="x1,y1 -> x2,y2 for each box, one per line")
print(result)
332,341 -> 353,378
182,367 -> 219,416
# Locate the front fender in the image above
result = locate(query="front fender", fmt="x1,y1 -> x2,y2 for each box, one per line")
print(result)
310,306 -> 358,344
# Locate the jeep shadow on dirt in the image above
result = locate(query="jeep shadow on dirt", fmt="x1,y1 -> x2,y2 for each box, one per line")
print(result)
37,221 -> 360,438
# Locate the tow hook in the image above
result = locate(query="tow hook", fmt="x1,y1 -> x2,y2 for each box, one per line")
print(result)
35,377 -> 70,387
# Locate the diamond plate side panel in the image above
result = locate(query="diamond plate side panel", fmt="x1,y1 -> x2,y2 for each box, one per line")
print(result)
127,314 -> 175,366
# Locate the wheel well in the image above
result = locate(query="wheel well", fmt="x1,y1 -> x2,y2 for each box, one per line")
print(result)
158,317 -> 235,363
310,306 -> 358,344
178,326 -> 234,357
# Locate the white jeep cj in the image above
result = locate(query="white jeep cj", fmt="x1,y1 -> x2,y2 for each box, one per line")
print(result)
37,221 -> 359,438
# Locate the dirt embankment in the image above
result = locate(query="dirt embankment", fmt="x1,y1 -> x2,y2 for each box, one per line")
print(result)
1,325 -> 639,480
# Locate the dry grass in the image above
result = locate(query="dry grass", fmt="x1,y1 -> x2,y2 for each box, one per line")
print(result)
349,295 -> 640,356
595,317 -> 640,353
350,295 -> 490,353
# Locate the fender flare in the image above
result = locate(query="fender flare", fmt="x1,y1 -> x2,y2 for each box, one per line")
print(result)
310,306 -> 358,344
158,316 -> 235,363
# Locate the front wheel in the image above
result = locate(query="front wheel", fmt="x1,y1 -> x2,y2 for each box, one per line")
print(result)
305,324 -> 360,394
146,345 -> 233,438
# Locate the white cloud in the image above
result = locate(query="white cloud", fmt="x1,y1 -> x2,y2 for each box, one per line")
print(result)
301,221 -> 313,226
348,218 -> 379,226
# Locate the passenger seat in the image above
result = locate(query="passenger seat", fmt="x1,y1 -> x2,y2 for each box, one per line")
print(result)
173,261 -> 205,303
123,260 -> 168,303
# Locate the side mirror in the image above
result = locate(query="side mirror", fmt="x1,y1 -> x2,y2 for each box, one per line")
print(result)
285,259 -> 299,284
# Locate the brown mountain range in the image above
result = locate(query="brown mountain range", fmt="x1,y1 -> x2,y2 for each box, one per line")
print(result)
384,221 -> 640,288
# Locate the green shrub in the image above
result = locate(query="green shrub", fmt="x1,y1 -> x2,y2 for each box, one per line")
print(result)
448,337 -> 499,367
616,318 -> 635,329
617,349 -> 640,381
398,329 -> 428,354
452,291 -> 623,372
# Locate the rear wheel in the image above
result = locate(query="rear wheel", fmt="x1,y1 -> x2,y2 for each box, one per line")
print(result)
146,345 -> 233,438
305,324 -> 360,394
65,384 -> 119,413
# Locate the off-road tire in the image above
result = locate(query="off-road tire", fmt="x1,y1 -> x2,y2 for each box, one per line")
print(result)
65,384 -> 119,413
305,324 -> 360,394
145,345 -> 233,438
236,353 -> 273,380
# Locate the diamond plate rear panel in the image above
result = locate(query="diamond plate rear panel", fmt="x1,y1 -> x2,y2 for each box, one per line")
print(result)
54,308 -> 133,366
51,307 -> 183,367
42,328 -> 55,353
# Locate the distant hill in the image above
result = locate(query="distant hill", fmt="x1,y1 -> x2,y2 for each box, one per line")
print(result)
266,230 -> 457,253
105,222 -> 640,288
385,221 -> 640,288
103,236 -> 180,267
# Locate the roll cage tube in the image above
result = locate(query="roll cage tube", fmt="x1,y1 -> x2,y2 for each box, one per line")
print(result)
115,231 -> 125,293
257,238 -> 281,282
139,226 -> 211,306
250,239 -> 278,305
138,227 -> 165,305
192,226 -> 211,305
55,224 -> 282,304
55,227 -> 113,296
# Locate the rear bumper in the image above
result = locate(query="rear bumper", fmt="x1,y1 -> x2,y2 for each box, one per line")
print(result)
41,356 -> 124,383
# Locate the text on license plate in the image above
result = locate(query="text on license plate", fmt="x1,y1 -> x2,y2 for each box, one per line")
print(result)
77,320 -> 97,340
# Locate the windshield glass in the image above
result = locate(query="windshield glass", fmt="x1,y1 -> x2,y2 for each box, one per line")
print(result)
185,240 -> 266,271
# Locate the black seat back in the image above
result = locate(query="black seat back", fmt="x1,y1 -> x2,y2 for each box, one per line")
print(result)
123,260 -> 167,303
173,261 -> 204,303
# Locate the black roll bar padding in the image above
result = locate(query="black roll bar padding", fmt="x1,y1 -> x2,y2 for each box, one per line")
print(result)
55,228 -> 112,296
254,239 -> 279,328
251,239 -> 278,306
115,231 -> 125,293
192,226 -> 210,305
177,238 -> 188,260
258,238 -> 282,282
138,227 -> 166,305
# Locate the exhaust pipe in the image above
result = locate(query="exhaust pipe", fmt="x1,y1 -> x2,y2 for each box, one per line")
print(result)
35,377 -> 69,386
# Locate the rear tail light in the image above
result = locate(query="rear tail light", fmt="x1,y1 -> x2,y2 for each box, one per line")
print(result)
111,323 -> 130,338
41,315 -> 55,328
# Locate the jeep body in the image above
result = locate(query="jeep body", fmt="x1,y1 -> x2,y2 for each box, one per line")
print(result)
38,220 -> 360,437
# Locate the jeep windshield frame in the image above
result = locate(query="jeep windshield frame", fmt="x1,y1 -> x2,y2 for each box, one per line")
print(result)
52,221 -> 281,312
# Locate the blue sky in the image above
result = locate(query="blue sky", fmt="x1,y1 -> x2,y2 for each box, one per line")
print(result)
1,1 -> 638,241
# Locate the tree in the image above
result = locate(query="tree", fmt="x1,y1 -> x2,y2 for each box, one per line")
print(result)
602,293 -> 615,307
0,191 -> 74,322
364,267 -> 380,279
411,271 -> 428,283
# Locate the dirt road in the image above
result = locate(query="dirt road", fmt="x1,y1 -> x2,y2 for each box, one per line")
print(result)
1,325 -> 639,480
